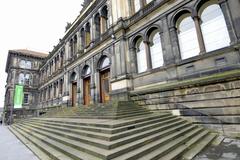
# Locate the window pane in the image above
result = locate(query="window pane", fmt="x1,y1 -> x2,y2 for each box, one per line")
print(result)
178,16 -> 200,59
19,60 -> 26,68
134,0 -> 141,12
25,74 -> 30,85
146,0 -> 152,4
24,94 -> 29,104
101,57 -> 110,69
136,40 -> 147,73
201,4 -> 230,52
150,32 -> 164,68
19,73 -> 25,84
26,61 -> 32,69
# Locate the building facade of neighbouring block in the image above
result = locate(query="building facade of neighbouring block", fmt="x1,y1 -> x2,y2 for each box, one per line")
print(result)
4,0 -> 240,137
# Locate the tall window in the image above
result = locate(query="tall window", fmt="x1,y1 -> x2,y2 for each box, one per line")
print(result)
136,38 -> 147,73
94,13 -> 101,39
19,60 -> 32,69
200,4 -> 230,52
134,0 -> 141,12
149,30 -> 164,68
24,94 -> 29,104
101,6 -> 108,33
18,73 -> 31,85
19,73 -> 25,84
177,14 -> 200,59
85,23 -> 91,47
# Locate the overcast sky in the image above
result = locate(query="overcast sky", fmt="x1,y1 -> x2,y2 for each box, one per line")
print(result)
0,0 -> 83,108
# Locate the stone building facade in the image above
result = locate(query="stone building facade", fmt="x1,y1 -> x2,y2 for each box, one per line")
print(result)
4,50 -> 48,123
4,0 -> 240,136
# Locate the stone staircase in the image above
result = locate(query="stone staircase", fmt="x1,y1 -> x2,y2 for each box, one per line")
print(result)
40,101 -> 151,119
9,102 -> 217,160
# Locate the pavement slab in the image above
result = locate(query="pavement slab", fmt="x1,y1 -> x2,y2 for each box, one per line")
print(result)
0,125 -> 39,160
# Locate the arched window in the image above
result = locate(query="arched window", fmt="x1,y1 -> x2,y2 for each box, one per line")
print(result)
200,3 -> 230,52
25,74 -> 30,85
135,37 -> 147,73
70,72 -> 77,82
94,13 -> 101,39
100,57 -> 110,69
82,65 -> 91,77
101,6 -> 108,33
85,23 -> 91,47
134,0 -> 141,12
80,28 -> 85,50
149,30 -> 164,68
26,61 -> 31,69
177,14 -> 200,59
18,73 -> 25,84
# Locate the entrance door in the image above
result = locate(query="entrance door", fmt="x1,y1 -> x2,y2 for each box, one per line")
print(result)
83,77 -> 91,105
72,82 -> 77,107
100,69 -> 110,103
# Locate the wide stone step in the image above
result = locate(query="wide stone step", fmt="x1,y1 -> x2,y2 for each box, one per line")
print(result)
10,125 -> 74,160
19,117 -> 186,150
24,115 -> 179,141
14,120 -> 194,159
111,124 -> 197,160
52,111 -> 151,119
138,127 -> 205,160
181,133 -> 217,160
14,124 -> 107,159
75,109 -> 150,116
32,112 -> 172,129
25,113 -> 172,134
8,126 -> 52,160
142,130 -> 209,160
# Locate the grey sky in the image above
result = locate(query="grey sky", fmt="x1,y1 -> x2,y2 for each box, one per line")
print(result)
0,0 -> 83,108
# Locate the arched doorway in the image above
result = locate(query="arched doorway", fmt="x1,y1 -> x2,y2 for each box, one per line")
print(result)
70,72 -> 77,107
82,66 -> 91,105
99,56 -> 111,103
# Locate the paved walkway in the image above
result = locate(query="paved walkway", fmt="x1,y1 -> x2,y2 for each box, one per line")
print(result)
0,125 -> 39,160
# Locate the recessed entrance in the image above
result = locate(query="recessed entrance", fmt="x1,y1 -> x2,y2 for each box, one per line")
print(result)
71,82 -> 77,107
83,77 -> 91,105
100,69 -> 110,103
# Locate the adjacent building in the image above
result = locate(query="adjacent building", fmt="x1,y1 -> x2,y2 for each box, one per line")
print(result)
4,0 -> 240,136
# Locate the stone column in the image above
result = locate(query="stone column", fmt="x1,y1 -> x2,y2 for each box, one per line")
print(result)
144,40 -> 152,71
169,26 -> 181,63
193,16 -> 206,54
218,0 -> 238,44
129,47 -> 137,73
227,0 -> 240,42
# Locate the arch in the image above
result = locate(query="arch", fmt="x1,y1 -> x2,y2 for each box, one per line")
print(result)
98,56 -> 111,70
81,65 -> 91,77
170,7 -> 193,28
145,26 -> 161,40
70,72 -> 77,82
129,34 -> 144,49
